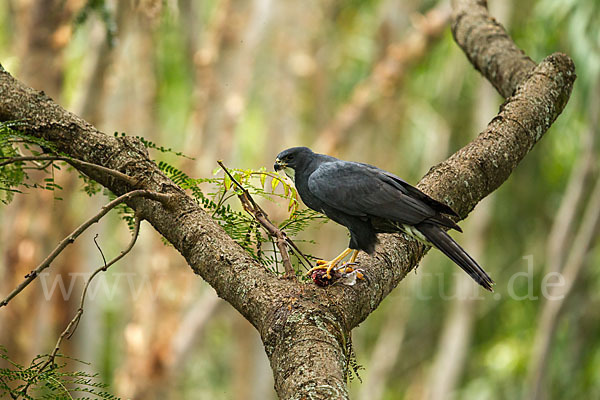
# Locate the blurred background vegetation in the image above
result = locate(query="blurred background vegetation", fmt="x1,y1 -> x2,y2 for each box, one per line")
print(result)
0,0 -> 598,399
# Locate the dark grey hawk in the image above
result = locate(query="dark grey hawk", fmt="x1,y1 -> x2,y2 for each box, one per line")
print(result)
274,146 -> 493,291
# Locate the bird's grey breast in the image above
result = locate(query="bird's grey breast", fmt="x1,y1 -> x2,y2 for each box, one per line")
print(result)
293,163 -> 328,214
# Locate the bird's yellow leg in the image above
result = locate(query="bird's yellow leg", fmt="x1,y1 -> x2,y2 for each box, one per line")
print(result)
308,248 -> 353,279
349,250 -> 366,280
339,250 -> 361,274
349,250 -> 359,263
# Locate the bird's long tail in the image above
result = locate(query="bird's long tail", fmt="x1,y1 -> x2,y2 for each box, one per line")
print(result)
415,222 -> 494,291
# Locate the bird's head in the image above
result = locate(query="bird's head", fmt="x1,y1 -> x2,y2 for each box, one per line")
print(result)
274,147 -> 314,181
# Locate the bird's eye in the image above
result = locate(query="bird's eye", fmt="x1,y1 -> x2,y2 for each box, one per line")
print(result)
287,155 -> 294,161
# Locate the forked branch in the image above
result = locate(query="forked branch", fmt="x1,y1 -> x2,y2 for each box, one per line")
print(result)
18,214 -> 143,399
218,160 -> 298,278
0,189 -> 171,308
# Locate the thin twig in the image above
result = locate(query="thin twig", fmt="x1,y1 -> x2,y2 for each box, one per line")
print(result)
211,187 -> 230,218
20,214 -> 142,397
0,155 -> 139,186
284,237 -> 313,271
93,234 -> 108,270
20,158 -> 54,171
217,160 -> 298,279
0,189 -> 171,308
271,238 -> 279,273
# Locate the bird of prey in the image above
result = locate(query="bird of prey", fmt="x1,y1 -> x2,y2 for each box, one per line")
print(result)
274,146 -> 494,291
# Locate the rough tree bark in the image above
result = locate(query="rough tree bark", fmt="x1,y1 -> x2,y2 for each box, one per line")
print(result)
0,0 -> 575,398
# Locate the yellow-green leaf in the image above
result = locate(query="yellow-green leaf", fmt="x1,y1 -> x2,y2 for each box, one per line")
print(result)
260,173 -> 266,188
271,177 -> 279,192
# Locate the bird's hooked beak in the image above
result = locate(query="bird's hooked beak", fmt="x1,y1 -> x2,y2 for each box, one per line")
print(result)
274,158 -> 285,171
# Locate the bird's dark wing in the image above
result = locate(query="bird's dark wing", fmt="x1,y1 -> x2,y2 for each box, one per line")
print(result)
356,162 -> 459,218
307,161 -> 438,225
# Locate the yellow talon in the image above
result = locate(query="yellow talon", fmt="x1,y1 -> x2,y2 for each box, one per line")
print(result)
308,248 -> 360,280
307,262 -> 336,279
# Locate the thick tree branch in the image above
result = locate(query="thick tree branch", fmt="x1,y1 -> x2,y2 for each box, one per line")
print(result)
312,0 -> 571,340
451,0 -> 536,97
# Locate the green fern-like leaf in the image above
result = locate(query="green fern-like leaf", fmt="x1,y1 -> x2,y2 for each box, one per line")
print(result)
0,347 -> 121,400
117,132 -> 194,159
1,122 -> 326,275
